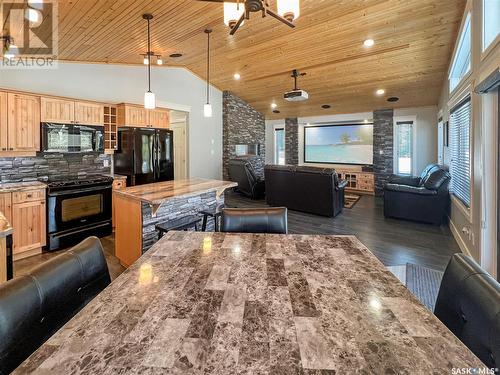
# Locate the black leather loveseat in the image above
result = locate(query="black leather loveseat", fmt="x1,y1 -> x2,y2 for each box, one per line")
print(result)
265,165 -> 347,217
384,164 -> 451,225
228,159 -> 265,199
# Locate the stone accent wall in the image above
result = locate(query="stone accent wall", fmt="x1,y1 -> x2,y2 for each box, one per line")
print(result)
285,117 -> 299,165
141,191 -> 222,253
0,153 -> 111,182
373,109 -> 394,196
223,91 -> 265,179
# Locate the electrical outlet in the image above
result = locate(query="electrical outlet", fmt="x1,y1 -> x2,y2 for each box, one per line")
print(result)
103,159 -> 109,168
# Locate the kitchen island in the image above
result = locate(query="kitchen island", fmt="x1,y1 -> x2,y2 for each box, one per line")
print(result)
113,178 -> 237,267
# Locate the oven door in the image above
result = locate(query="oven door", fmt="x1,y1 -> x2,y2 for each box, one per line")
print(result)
47,185 -> 112,234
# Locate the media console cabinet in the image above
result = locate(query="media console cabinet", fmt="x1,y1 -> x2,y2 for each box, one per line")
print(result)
336,170 -> 375,195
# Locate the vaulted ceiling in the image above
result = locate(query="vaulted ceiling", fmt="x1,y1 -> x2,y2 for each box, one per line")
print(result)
21,0 -> 466,118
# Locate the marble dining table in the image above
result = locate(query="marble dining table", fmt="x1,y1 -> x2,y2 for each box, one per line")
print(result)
14,232 -> 485,374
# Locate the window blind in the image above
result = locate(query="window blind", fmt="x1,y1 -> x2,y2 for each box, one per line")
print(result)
450,97 -> 471,207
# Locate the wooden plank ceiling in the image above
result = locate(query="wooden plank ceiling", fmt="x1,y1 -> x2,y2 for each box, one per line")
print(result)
52,0 -> 464,118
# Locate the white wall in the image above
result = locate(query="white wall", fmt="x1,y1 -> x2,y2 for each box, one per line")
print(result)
394,106 -> 438,173
0,62 -> 223,179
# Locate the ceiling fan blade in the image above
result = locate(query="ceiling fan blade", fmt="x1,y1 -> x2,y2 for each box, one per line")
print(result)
265,8 -> 295,28
230,13 -> 245,35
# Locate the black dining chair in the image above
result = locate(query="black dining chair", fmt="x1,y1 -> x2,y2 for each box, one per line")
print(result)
434,253 -> 500,369
0,236 -> 111,375
220,207 -> 288,234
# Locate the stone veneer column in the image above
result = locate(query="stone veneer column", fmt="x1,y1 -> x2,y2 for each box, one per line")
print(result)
285,118 -> 299,165
222,91 -> 266,180
373,109 -> 394,196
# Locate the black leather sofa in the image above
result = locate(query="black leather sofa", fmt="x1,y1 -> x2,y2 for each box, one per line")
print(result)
228,159 -> 265,199
265,165 -> 347,217
221,207 -> 288,234
383,164 -> 451,225
0,237 -> 111,375
435,253 -> 500,369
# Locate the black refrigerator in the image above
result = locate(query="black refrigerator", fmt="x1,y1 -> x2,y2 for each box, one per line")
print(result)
115,127 -> 174,186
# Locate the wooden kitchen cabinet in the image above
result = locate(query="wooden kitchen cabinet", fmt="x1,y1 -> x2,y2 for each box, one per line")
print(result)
40,97 -> 75,123
117,104 -> 150,128
0,192 -> 12,223
74,101 -> 104,125
0,92 -> 8,152
7,93 -> 40,153
41,96 -> 104,125
12,195 -> 46,259
149,108 -> 170,128
112,178 -> 126,229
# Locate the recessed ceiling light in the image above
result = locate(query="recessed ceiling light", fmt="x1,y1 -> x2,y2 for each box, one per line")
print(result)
363,39 -> 375,47
321,104 -> 331,109
387,96 -> 400,102
273,110 -> 281,114
233,73 -> 241,80
169,53 -> 183,58
271,102 -> 278,109
376,89 -> 385,96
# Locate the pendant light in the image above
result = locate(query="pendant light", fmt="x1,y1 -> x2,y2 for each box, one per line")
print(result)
143,13 -> 156,110
204,28 -> 213,118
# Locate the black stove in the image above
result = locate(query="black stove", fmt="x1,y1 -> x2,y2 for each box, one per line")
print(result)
47,175 -> 113,192
46,174 -> 113,251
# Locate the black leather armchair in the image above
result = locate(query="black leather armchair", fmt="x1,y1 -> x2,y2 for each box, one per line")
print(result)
434,253 -> 500,369
0,237 -> 111,375
228,159 -> 265,199
384,164 -> 450,225
221,207 -> 288,234
265,165 -> 347,217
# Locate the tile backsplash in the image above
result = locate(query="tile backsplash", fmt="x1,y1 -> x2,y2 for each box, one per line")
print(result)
0,153 -> 111,183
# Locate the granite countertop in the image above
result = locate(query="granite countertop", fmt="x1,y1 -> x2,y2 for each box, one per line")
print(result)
113,178 -> 237,205
0,211 -> 13,238
15,232 -> 484,374
0,181 -> 47,193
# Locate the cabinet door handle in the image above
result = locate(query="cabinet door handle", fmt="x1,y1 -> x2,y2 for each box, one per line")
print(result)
9,148 -> 13,151
26,194 -> 33,198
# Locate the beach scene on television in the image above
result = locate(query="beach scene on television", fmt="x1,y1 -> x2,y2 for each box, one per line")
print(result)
305,124 -> 374,165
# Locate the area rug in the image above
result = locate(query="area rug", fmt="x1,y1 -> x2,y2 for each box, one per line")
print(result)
344,194 -> 361,209
387,263 -> 444,311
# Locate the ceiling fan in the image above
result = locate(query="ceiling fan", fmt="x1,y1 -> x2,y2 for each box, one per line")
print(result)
197,0 -> 299,35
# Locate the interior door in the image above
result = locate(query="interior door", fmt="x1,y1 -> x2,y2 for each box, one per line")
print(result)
134,129 -> 156,185
170,122 -> 187,179
156,130 -> 174,181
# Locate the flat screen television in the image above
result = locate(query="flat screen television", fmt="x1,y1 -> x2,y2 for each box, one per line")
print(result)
304,123 -> 373,165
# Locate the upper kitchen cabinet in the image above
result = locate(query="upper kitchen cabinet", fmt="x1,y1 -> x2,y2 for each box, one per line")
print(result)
74,101 -> 104,125
149,108 -> 170,129
0,91 -> 8,152
40,97 -> 74,123
41,97 -> 104,125
117,104 -> 149,128
6,93 -> 40,153
117,103 -> 170,128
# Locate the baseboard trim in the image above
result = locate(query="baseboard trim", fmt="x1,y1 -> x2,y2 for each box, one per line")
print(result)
449,219 -> 473,257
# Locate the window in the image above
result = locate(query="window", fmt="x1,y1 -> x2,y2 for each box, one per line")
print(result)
483,0 -> 499,51
274,127 -> 285,165
394,121 -> 414,175
449,13 -> 471,92
450,97 -> 472,207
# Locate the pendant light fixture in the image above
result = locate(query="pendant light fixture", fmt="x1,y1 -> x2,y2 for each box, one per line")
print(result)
204,28 -> 213,118
143,13 -> 156,110
277,0 -> 301,22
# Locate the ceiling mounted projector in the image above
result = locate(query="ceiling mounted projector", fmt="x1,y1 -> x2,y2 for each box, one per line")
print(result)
284,69 -> 309,102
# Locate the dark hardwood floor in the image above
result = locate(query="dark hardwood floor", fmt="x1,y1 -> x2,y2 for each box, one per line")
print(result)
14,191 -> 459,278
226,191 -> 460,271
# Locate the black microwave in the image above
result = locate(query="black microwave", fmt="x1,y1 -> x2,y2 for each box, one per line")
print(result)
42,123 -> 105,153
